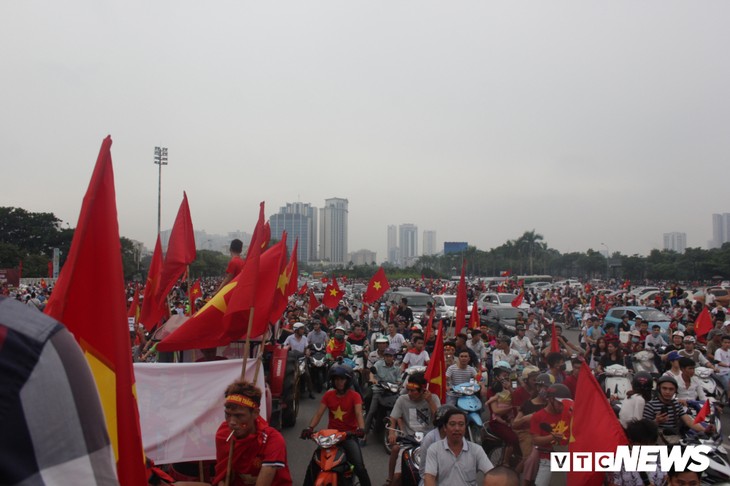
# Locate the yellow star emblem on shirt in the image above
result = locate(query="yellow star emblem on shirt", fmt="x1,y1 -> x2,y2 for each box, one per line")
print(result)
373,281 -> 381,290
332,406 -> 347,421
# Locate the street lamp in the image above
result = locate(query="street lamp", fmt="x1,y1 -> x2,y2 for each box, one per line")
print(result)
601,242 -> 610,279
154,146 -> 168,235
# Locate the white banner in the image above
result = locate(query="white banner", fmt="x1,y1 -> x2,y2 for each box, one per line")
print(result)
134,359 -> 267,464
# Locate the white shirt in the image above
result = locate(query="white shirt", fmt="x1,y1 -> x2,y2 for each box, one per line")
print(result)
618,394 -> 646,428
510,335 -> 534,354
676,374 -> 706,402
715,348 -> 730,375
402,349 -> 430,368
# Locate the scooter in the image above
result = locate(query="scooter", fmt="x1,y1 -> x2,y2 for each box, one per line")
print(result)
681,410 -> 730,485
384,425 -> 424,486
696,366 -> 729,406
304,429 -> 359,486
350,344 -> 366,387
308,343 -> 328,393
632,349 -> 658,375
452,379 -> 484,445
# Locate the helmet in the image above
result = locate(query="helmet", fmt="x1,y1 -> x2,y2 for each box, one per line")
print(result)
521,366 -> 540,379
384,347 -> 397,356
334,326 -> 347,333
656,375 -> 678,389
328,365 -> 353,389
293,322 -> 305,331
433,405 -> 458,428
375,337 -> 389,344
632,371 -> 653,392
535,373 -> 554,387
546,384 -> 572,401
494,360 -> 511,370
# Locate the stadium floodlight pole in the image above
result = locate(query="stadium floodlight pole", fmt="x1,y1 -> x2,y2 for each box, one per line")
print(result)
154,146 -> 168,235
601,242 -> 610,279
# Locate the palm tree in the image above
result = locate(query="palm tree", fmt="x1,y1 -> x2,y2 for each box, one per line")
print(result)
517,230 -> 544,275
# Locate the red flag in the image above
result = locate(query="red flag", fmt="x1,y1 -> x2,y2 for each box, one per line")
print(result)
322,277 -> 343,309
246,202 -> 270,260
590,295 -> 596,311
568,362 -> 628,486
550,320 -> 560,353
40,278 -> 47,289
694,399 -> 711,424
188,278 -> 202,315
47,260 -> 53,278
424,313 -> 434,342
127,283 -> 140,324
468,301 -> 480,330
309,289 -> 320,312
500,270 -> 511,277
695,306 -> 713,338
425,321 -> 447,402
363,266 -> 390,304
511,290 -> 524,308
154,192 -> 196,311
454,260 -> 468,335
269,237 -> 299,323
138,236 -> 163,330
44,136 -> 147,485
298,282 -> 308,296
321,276 -> 328,284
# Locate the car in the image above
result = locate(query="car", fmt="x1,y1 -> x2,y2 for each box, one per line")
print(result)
526,282 -> 551,291
477,292 -> 529,309
628,287 -> 660,298
383,291 -> 434,322
480,305 -> 526,335
692,287 -> 730,307
603,306 -> 683,337
552,279 -> 582,290
432,294 -> 457,319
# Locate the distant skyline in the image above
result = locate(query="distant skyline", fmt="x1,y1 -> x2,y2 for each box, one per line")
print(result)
2,2 -> 729,261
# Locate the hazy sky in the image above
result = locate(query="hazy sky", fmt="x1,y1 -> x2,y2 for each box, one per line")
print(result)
3,1 -> 729,262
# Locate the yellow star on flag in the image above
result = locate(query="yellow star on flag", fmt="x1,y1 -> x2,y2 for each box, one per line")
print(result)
192,288 -> 199,295
329,288 -> 339,297
373,281 -> 381,291
276,270 -> 290,294
332,406 -> 347,421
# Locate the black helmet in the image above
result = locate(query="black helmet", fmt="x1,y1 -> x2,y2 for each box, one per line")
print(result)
328,364 -> 353,389
656,375 -> 678,390
535,373 -> 555,387
632,371 -> 653,392
546,384 -> 572,401
433,404 -> 458,428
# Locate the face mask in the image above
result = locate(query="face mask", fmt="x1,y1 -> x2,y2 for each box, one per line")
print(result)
335,334 -> 344,341
632,337 -> 640,343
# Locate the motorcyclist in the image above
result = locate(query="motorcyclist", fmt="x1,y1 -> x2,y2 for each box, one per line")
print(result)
642,375 -> 712,438
485,362 -> 519,467
326,326 -> 353,361
618,371 -> 654,428
306,320 -> 328,348
676,357 -> 706,412
367,337 -> 389,368
301,365 -> 371,486
363,347 -> 401,442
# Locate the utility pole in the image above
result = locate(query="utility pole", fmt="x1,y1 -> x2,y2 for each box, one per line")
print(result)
154,146 -> 168,235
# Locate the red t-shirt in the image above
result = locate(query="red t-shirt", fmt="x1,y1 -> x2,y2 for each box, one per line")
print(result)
564,374 -> 578,399
322,389 -> 362,432
530,403 -> 573,458
226,256 -> 245,277
512,385 -> 532,409
213,417 -> 292,486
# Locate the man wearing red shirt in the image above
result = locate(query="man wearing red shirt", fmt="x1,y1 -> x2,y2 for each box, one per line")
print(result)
214,380 -> 292,486
215,239 -> 244,294
529,384 -> 573,486
512,366 -> 540,409
302,366 -> 371,486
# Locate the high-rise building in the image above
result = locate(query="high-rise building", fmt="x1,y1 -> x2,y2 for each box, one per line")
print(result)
269,202 -> 318,262
387,225 -> 398,264
663,232 -> 687,253
319,198 -> 348,263
711,213 -> 730,249
423,230 -> 437,256
348,249 -> 377,266
399,224 -> 418,266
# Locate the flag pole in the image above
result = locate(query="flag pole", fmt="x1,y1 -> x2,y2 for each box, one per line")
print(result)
187,265 -> 192,316
241,308 -> 255,379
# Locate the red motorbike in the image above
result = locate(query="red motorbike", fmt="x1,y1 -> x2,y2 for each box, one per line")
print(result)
304,429 -> 360,486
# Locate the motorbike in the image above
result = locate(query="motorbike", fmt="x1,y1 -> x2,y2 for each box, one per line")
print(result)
452,379 -> 484,445
365,380 -> 401,453
384,425 -> 424,486
632,349 -> 658,375
681,412 -> 730,485
350,344 -> 366,387
305,429 -> 360,486
696,366 -> 728,407
308,343 -> 328,393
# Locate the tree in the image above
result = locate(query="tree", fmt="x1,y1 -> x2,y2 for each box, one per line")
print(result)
516,230 -> 544,275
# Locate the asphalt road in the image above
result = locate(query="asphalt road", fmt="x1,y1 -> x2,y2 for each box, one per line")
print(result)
281,389 -> 391,486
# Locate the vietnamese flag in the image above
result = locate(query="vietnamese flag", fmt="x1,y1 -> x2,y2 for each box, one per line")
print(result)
550,320 -> 560,353
454,260 -> 468,335
694,399 -> 711,424
568,361 -> 628,486
154,192 -> 196,308
309,289 -> 320,312
363,266 -> 390,304
468,301 -> 480,330
322,277 -> 343,309
138,236 -> 163,330
188,278 -> 202,314
511,290 -> 524,308
425,321 -> 447,402
423,314 -> 434,342
695,306 -> 713,338
269,237 -> 299,323
590,295 -> 596,311
298,282 -> 308,296
127,283 -> 140,324
500,270 -> 511,277
44,136 -> 147,485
